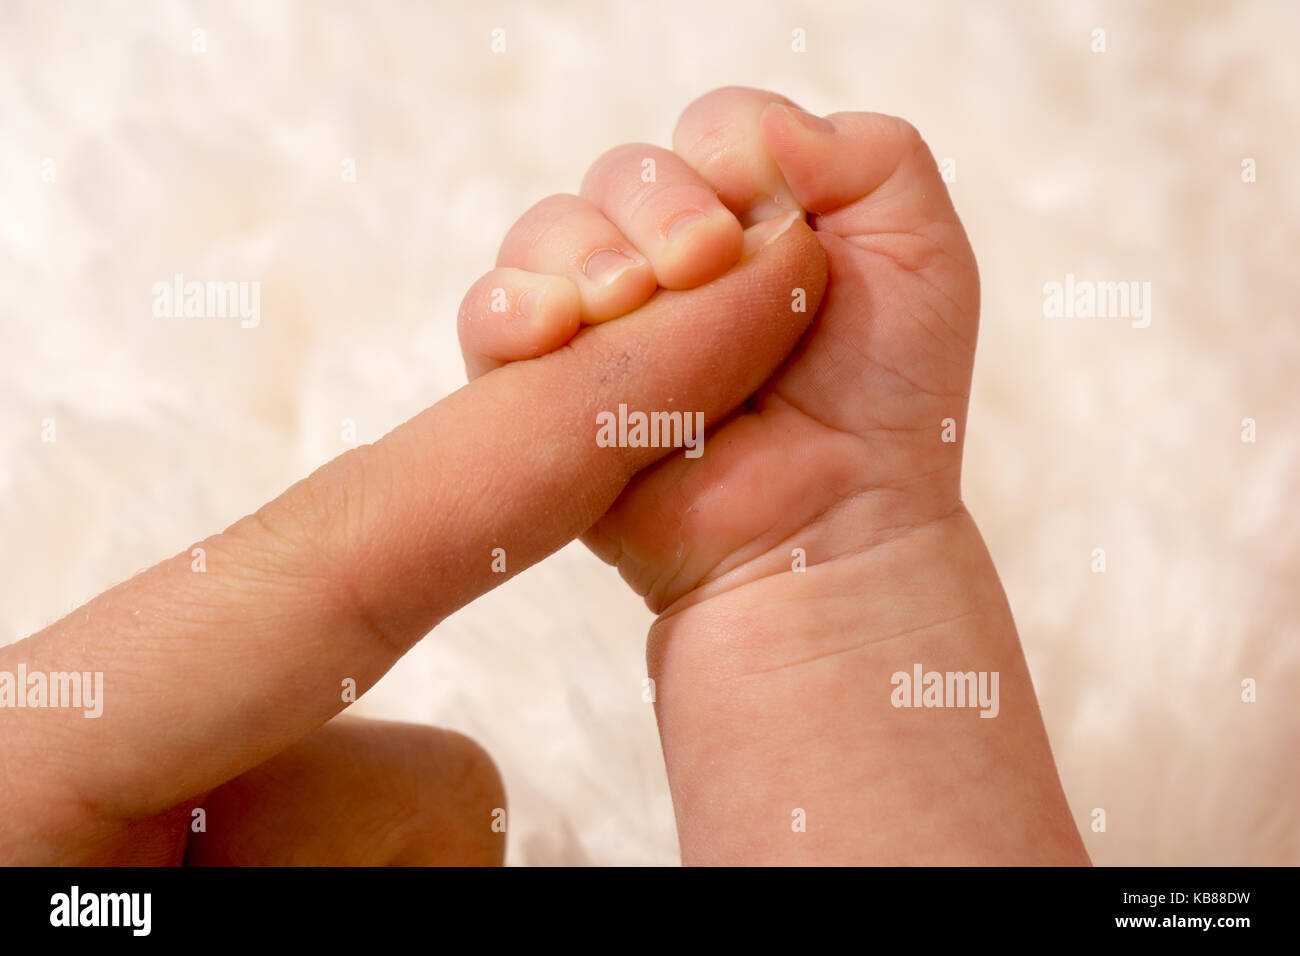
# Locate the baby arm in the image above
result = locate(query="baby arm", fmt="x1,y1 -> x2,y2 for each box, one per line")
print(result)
462,87 -> 1089,865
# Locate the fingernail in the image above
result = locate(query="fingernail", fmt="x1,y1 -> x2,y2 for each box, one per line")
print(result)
772,103 -> 835,134
584,248 -> 637,286
664,209 -> 709,241
745,193 -> 803,226
518,286 -> 545,320
741,211 -> 802,257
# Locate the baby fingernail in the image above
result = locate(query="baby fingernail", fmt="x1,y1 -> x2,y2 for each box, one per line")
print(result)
664,210 -> 709,241
773,103 -> 835,134
584,248 -> 637,285
518,287 -> 544,319
742,211 -> 802,256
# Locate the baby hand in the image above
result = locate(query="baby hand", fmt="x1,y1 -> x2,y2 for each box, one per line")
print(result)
463,87 -> 1086,865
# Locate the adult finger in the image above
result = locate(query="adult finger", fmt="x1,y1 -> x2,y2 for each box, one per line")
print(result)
0,214 -> 826,841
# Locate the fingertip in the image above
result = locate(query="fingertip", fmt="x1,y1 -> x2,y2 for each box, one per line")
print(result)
758,104 -> 838,186
672,89 -> 803,227
761,102 -> 836,137
655,210 -> 744,290
760,108 -> 938,216
580,252 -> 658,323
459,269 -> 582,380
528,275 -> 583,348
740,210 -> 803,258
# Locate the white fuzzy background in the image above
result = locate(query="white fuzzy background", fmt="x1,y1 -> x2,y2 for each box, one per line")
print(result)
2,0 -> 1296,865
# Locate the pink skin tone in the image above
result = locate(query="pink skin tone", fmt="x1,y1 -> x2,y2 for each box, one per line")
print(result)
0,111 -> 823,863
0,85 -> 1084,866
461,87 -> 1089,865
